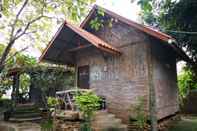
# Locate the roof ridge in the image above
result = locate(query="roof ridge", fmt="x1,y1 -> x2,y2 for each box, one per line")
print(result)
80,4 -> 174,42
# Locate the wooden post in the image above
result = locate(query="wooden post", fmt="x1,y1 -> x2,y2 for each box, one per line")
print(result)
148,44 -> 158,131
11,76 -> 16,101
12,73 -> 20,103
74,64 -> 78,88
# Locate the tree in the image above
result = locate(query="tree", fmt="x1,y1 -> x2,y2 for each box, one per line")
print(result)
137,0 -> 197,72
0,0 -> 95,73
137,1 -> 197,130
0,44 -> 36,97
178,67 -> 197,99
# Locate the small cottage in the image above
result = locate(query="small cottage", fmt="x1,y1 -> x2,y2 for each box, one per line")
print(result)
40,5 -> 188,123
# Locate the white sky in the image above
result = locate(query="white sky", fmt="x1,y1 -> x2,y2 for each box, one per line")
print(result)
96,0 -> 140,21
13,0 -> 141,58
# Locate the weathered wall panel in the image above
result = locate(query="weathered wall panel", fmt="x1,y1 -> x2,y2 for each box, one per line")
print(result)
76,21 -> 150,122
151,39 -> 179,120
76,44 -> 149,122
75,18 -> 179,123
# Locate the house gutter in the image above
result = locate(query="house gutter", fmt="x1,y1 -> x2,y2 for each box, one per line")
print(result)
169,40 -> 196,66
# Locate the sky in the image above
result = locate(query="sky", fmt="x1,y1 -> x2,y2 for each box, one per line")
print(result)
0,0 -> 140,59
96,0 -> 140,22
9,0 -> 141,58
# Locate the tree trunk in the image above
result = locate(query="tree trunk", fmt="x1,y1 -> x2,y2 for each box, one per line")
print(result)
0,40 -> 15,73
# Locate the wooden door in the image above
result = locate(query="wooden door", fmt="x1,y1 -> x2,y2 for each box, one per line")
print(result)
78,65 -> 89,89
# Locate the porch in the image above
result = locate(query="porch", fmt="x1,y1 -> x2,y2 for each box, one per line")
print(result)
39,21 -> 121,90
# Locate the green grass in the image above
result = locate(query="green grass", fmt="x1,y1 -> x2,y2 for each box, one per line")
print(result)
169,116 -> 197,131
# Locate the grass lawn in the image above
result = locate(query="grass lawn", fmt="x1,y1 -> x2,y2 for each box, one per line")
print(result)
169,116 -> 197,131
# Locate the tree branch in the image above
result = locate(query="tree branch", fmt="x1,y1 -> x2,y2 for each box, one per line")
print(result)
14,15 -> 44,40
24,30 -> 37,35
0,0 -> 29,71
10,0 -> 29,40
0,0 -> 46,73
3,46 -> 28,66
13,1 -> 47,41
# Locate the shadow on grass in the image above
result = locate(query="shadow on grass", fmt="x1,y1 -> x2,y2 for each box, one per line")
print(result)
169,116 -> 197,131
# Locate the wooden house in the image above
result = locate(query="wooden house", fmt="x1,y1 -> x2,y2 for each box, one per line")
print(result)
40,5 -> 188,122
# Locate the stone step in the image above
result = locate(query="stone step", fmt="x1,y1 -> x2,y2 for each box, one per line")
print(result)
12,112 -> 41,119
9,116 -> 42,122
15,103 -> 35,107
93,114 -> 116,120
94,110 -> 108,115
93,124 -> 127,131
15,106 -> 38,111
0,122 -> 41,131
14,109 -> 40,114
91,111 -> 127,131
9,103 -> 42,122
92,118 -> 122,126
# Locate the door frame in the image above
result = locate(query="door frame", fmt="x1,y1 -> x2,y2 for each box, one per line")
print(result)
77,65 -> 90,89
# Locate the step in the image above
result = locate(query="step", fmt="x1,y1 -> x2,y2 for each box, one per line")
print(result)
92,110 -> 128,131
92,118 -> 122,126
94,110 -> 108,115
93,124 -> 127,131
93,114 -> 116,120
15,105 -> 38,110
14,109 -> 40,114
16,103 -> 35,107
12,112 -> 41,119
9,116 -> 42,122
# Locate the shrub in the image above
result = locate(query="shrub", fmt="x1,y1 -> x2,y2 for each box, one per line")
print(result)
129,97 -> 147,130
0,98 -> 13,113
47,97 -> 59,108
40,119 -> 53,131
75,91 -> 101,131
178,68 -> 197,99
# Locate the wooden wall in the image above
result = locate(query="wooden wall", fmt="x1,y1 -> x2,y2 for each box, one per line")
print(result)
75,18 -> 179,122
150,38 -> 179,120
76,20 -> 150,122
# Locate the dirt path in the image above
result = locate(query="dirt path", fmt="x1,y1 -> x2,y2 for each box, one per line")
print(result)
0,121 -> 41,131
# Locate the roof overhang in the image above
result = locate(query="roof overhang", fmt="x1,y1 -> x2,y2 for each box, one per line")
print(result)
80,5 -> 175,43
80,5 -> 191,63
39,21 -> 121,65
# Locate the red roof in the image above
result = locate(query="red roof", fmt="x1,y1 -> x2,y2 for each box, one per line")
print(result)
79,5 -> 192,63
65,21 -> 121,54
40,5 -> 191,64
39,21 -> 121,63
80,5 -> 175,43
